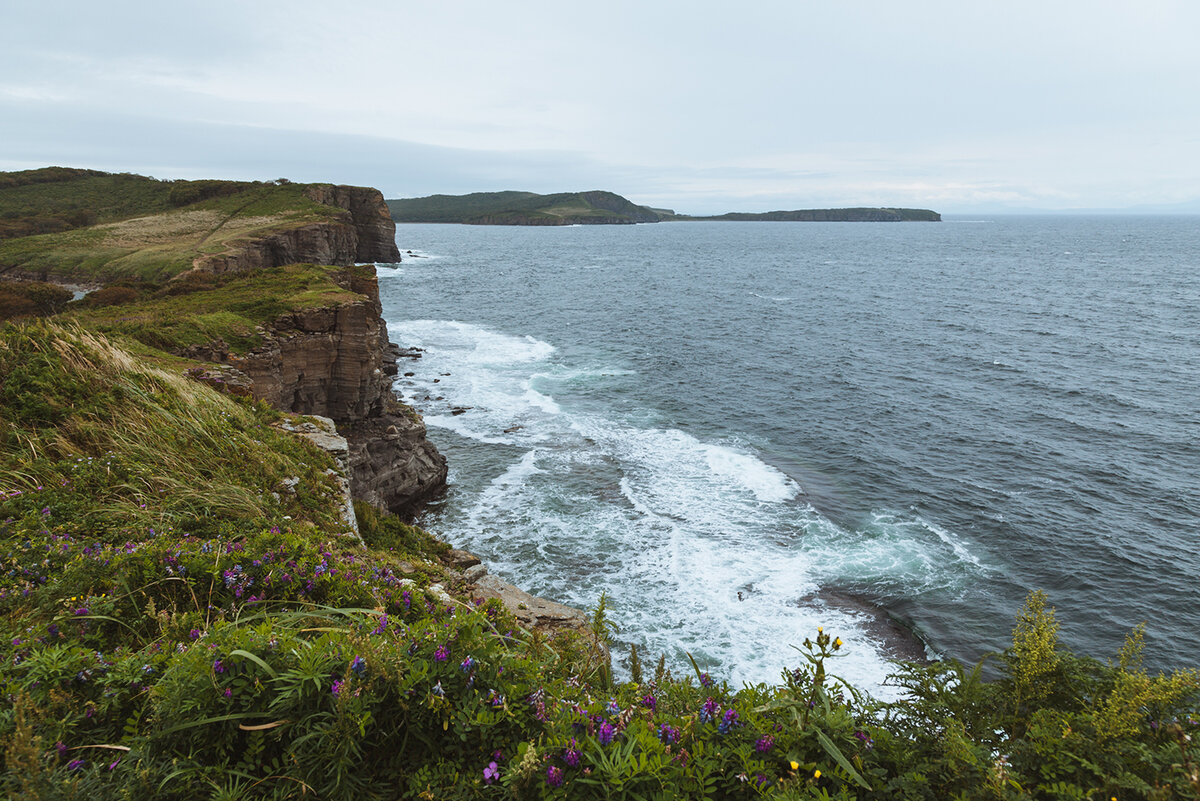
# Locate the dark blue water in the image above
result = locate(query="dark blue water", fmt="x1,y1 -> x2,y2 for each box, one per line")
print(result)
377,217 -> 1200,692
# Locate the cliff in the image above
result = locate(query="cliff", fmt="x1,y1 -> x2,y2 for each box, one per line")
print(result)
188,185 -> 402,276
0,168 -> 445,515
167,266 -> 447,516
0,170 -> 403,284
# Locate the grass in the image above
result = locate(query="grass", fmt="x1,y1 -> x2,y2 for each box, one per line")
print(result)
66,263 -> 369,355
0,172 -> 351,284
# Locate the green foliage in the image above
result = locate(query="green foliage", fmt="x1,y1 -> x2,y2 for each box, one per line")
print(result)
1,295 -> 1198,800
386,190 -> 664,225
0,280 -> 73,321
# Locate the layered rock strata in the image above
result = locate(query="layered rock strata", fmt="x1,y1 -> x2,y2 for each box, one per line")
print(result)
192,185 -> 402,275
206,267 -> 446,515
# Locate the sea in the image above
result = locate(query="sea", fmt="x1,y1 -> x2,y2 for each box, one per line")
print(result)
374,216 -> 1199,698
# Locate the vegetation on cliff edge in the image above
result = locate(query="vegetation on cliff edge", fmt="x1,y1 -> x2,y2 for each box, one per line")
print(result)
1,322 -> 1197,800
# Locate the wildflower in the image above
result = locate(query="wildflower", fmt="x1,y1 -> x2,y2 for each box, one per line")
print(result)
834,637 -> 843,649
331,679 -> 345,697
719,708 -> 739,734
700,697 -> 720,724
350,656 -> 366,676
546,765 -> 564,788
434,644 -> 449,662
598,721 -> 615,745
814,769 -> 821,779
73,607 -> 88,616
107,759 -> 120,770
606,698 -> 620,716
658,724 -> 679,744
212,659 -> 225,673
56,741 -> 67,757
699,672 -> 713,688
189,629 -> 202,640
432,681 -> 445,697
223,688 -> 232,698
755,735 -> 774,753
790,761 -> 799,770
460,655 -> 476,673
483,761 -> 500,784
563,740 -> 581,767
853,730 -> 874,749
67,759 -> 85,771
641,694 -> 657,712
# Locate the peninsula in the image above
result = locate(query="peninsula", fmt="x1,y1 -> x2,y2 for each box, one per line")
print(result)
386,188 -> 941,225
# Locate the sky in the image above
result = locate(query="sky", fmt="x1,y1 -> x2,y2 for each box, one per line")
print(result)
3,1 -> 1199,214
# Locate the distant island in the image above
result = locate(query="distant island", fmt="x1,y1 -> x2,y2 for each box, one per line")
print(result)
386,189 -> 940,225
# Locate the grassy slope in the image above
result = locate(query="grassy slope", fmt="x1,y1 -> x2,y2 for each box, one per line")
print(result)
0,171 -> 345,284
66,263 -> 367,355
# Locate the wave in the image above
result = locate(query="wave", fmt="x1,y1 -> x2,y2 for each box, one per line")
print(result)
388,318 -> 989,697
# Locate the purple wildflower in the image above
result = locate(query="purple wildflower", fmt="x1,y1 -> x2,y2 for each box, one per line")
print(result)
56,741 -> 68,757
700,697 -> 720,724
700,672 -> 713,688
658,724 -> 679,744
546,765 -> 564,788
460,655 -> 476,673
223,688 -> 232,698
67,759 -> 85,771
483,761 -> 500,784
73,607 -> 89,616
434,644 -> 449,662
606,698 -> 620,716
563,739 -> 581,767
718,708 -> 740,735
641,694 -> 657,712
212,658 -> 225,673
189,628 -> 202,640
755,735 -> 775,753
598,721 -> 615,745
350,656 -> 366,676
371,614 -> 388,635
331,679 -> 345,697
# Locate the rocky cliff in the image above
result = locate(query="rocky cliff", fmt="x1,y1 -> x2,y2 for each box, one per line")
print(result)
188,266 -> 448,516
191,185 -> 403,275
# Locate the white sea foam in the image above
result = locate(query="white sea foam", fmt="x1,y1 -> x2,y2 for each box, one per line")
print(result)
393,318 -> 980,699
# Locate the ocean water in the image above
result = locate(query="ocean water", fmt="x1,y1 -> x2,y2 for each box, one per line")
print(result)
376,217 -> 1200,696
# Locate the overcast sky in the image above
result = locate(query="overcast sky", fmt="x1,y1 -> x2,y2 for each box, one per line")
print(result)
3,1 -> 1198,213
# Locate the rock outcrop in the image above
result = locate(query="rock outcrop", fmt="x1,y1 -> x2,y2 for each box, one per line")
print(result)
209,267 -> 446,515
191,186 -> 402,275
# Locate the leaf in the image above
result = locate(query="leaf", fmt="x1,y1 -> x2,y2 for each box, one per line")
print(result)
230,648 -> 277,677
815,729 -> 872,790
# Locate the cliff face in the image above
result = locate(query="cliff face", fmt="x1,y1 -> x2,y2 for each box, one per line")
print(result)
214,267 -> 446,515
192,186 -> 402,275
303,185 -> 403,262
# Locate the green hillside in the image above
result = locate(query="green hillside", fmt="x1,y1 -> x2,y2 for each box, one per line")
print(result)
0,168 -> 345,284
679,207 -> 942,222
387,190 -> 665,225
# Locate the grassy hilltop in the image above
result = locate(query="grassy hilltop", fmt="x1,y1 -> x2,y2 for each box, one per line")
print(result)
387,190 -> 664,225
0,168 -> 348,284
1,168 -> 1197,800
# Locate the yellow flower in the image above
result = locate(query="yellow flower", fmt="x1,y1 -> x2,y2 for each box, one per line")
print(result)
817,626 -> 823,633
834,637 -> 843,648
789,761 -> 799,770
814,769 -> 822,779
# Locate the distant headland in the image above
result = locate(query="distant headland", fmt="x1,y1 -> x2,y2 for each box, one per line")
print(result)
386,189 -> 940,225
